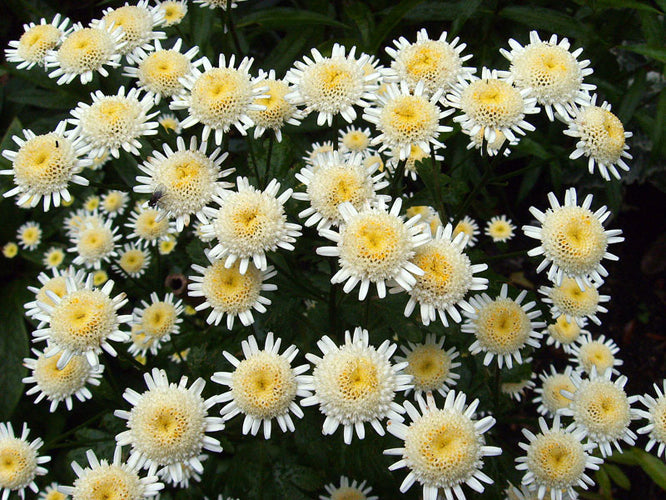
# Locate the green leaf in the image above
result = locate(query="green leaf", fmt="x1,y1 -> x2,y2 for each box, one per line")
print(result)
404,0 -> 483,22
370,0 -> 427,53
620,44 -> 666,63
584,0 -> 663,13
604,463 -> 631,490
607,448 -> 639,465
653,90 -> 666,159
498,6 -> 591,39
635,448 -> 666,490
596,466 -> 611,498
345,2 -> 375,50
616,69 -> 647,123
236,8 -> 350,30
639,11 -> 665,47
7,88 -> 78,110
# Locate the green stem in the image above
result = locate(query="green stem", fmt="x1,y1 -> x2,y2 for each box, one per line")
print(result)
248,139 -> 261,187
263,135 -> 274,189
390,160 -> 405,199
225,0 -> 243,56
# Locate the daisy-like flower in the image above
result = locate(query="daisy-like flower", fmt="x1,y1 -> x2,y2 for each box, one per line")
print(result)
5,14 -> 70,70
69,86 -> 159,159
171,54 -> 266,145
395,223 -> 488,326
384,28 -> 474,94
60,448 -> 163,499
539,277 -> 609,326
338,126 -> 375,156
98,1 -> 166,64
463,284 -> 545,369
123,39 -> 200,104
63,209 -> 104,239
501,375 -> 536,402
285,44 -> 377,126
125,205 -> 177,248
0,423 -> 50,500
2,243 -> 18,258
452,215 -> 479,247
114,368 -> 225,483
467,126 -> 517,157
395,334 -> 461,399
22,348 -> 103,412
188,254 -> 277,328
637,380 -> 666,458
135,136 -> 232,232
83,195 -> 100,212
101,190 -> 129,218
569,334 -> 623,376
195,0 -> 246,8
32,274 -> 131,369
564,95 -> 632,181
201,177 -> 301,273
211,332 -> 311,439
113,243 -> 151,278
516,415 -> 602,500
159,1 -> 188,26
500,31 -> 595,121
38,482 -> 67,500
24,267 -> 87,324
385,391 -> 501,500
384,143 -> 444,181
16,222 -> 42,250
130,292 -> 184,356
560,368 -> 640,457
294,151 -> 389,231
158,454 -> 206,489
92,270 -> 108,286
301,327 -> 411,444
158,236 -> 177,255
1,122 -> 91,210
544,315 -> 587,352
43,247 -> 66,270
533,365 -> 576,417
317,199 -> 429,300
68,216 -> 121,269
248,69 -> 303,142
522,188 -> 624,288
447,67 -> 539,146
157,113 -> 182,133
45,20 -> 125,85
363,80 -> 453,161
304,140 -> 335,165
319,476 -> 378,500
87,151 -> 111,171
485,215 -> 515,242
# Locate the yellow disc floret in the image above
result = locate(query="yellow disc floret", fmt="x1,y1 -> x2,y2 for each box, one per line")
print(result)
526,431 -> 586,489
575,106 -> 626,165
0,438 -> 38,491
56,28 -> 116,75
201,260 -> 262,315
189,68 -> 254,129
474,298 -> 532,354
379,95 -> 439,146
137,49 -> 190,97
17,24 -> 62,66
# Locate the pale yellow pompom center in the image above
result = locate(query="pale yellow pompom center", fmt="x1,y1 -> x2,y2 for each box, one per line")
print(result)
77,226 -> 114,262
134,209 -> 170,241
119,249 -> 146,275
201,260 -> 261,314
341,130 -> 370,152
577,342 -> 615,374
141,302 -> 178,339
541,373 -> 576,413
33,352 -> 91,398
379,94 -> 439,145
138,50 -> 190,97
12,133 -> 76,194
71,463 -> 144,500
461,79 -> 524,128
527,431 -> 586,488
550,277 -> 600,317
405,344 -> 452,392
410,242 -> 472,305
248,79 -> 295,129
103,6 -> 153,54
475,298 -> 531,354
576,106 -> 626,164
18,24 -> 61,64
0,438 -> 37,490
162,2 -> 187,26
399,40 -> 461,92
574,380 -> 631,438
190,68 -> 254,128
57,28 -> 115,74
307,165 -> 373,221
331,488 -> 366,500
547,315 -> 581,346
512,44 -> 581,102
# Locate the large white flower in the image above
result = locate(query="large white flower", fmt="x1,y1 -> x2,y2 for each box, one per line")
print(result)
637,380 -> 666,458
5,14 -> 71,70
0,423 -> 50,500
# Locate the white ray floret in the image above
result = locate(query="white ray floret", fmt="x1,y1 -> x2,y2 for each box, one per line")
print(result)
544,315 -> 589,353
637,380 -> 666,458
113,243 -> 151,278
384,391 -> 502,500
569,333 -> 623,376
301,327 -> 412,444
338,126 -> 375,156
533,365 -> 576,417
68,216 -> 121,269
319,476 -> 378,500
485,215 -> 516,242
0,423 -> 50,500
16,222 -> 42,251
159,1 -> 188,26
129,292 -> 184,356
24,266 -> 87,325
5,14 -> 71,70
211,332 -> 311,439
539,277 -> 609,326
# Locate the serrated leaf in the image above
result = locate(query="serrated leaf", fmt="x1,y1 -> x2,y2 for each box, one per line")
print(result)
236,8 -> 350,30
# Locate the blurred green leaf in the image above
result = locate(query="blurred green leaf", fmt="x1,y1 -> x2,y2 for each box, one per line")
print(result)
596,466 -> 611,498
620,44 -> 666,63
345,2 -> 375,50
635,448 -> 666,490
237,8 -> 350,30
617,69 -> 647,123
604,463 -> 631,490
370,0 -> 426,53
584,0 -> 663,13
499,6 -> 592,39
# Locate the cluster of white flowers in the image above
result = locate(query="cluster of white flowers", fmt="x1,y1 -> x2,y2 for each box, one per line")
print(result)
3,2 -> 660,500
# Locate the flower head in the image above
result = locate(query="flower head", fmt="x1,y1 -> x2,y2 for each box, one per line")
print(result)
2,243 -> 18,259
24,267 -> 87,325
338,126 -> 375,156
211,332 -> 311,439
129,292 -> 184,356
5,14 -> 70,70
157,113 -> 181,133
637,380 -> 666,458
523,188 -> 624,287
114,368 -> 224,483
113,243 -> 151,278
319,476 -> 377,500
539,277 -> 609,326
17,222 -> 42,250
43,247 -> 66,270
385,391 -> 501,500
301,327 -> 412,444
68,216 -> 121,269
544,315 -> 587,352
452,215 -> 479,247
38,483 -> 67,500
0,423 -> 50,500
248,69 -> 303,142
533,365 -> 576,417
159,1 -> 188,26
485,215 -> 515,242
100,190 -> 129,218
569,333 -> 623,376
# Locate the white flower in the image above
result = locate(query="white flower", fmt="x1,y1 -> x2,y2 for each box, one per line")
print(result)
363,80 -> 453,161
5,14 -> 70,70
293,151 -> 389,231
317,198 -> 429,300
113,243 -> 151,278
338,126 -> 375,156
304,140 -> 335,165
384,28 -> 475,94
385,391 -> 501,500
394,223 -> 488,326
24,267 -> 87,326
285,44 -> 378,126
32,274 -> 131,369
158,454 -> 206,489
195,0 -> 246,8
564,95 -> 632,181
157,112 -> 182,134
45,20 -> 125,85
539,277 -> 609,326
23,348 -> 103,412
68,86 -> 158,159
0,423 -> 50,500
188,253 -> 277,329
43,247 -> 66,270
463,284 -> 545,368
452,215 -> 479,247
37,482 -> 67,500
533,365 -> 576,417
637,380 -> 666,458
201,177 -> 301,273
16,222 -> 42,250
211,332 -> 311,439
485,215 -> 515,242
129,292 -> 184,356
248,69 -> 304,142
515,415 -> 602,500
114,368 -> 224,483
100,190 -> 129,218
500,30 -> 595,121
522,188 -> 624,288
559,368 -> 640,457
394,333 -> 461,399
301,327 -> 412,444
158,1 -> 188,26
134,136 -> 232,232
544,315 -> 588,353
319,476 -> 378,500
384,143 -> 444,181
1,121 -> 91,210
171,54 -> 266,145
59,448 -> 163,499
68,216 -> 121,269
569,333 -> 623,376
97,0 -> 166,64
123,38 -> 200,104
466,126 -> 517,157
447,67 -> 539,146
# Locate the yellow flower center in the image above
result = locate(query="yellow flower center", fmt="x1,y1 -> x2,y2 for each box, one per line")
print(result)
18,24 -> 61,63
406,344 -> 451,391
338,357 -> 378,402
135,209 -> 169,240
462,78 -> 524,128
119,249 -> 146,274
528,432 -> 586,487
342,131 -> 370,152
381,95 -> 438,144
0,439 -> 36,489
12,133 -> 74,193
141,302 -> 177,338
57,28 -> 114,72
202,260 -> 262,314
475,298 -> 531,353
138,50 -> 190,96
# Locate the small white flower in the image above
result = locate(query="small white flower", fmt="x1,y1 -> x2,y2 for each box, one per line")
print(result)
113,243 -> 151,278
0,423 -> 50,500
485,215 -> 515,242
100,190 -> 129,218
319,476 -> 378,500
533,365 -> 576,417
544,315 -> 588,353
5,14 -> 71,70
569,333 -> 623,376
636,380 -> 666,458
16,222 -> 42,250
501,376 -> 536,402
452,215 -> 479,247
338,126 -> 375,156
129,292 -> 184,356
158,1 -> 188,26
24,267 -> 87,326
68,216 -> 121,269
42,247 -> 66,270
539,277 -> 609,326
